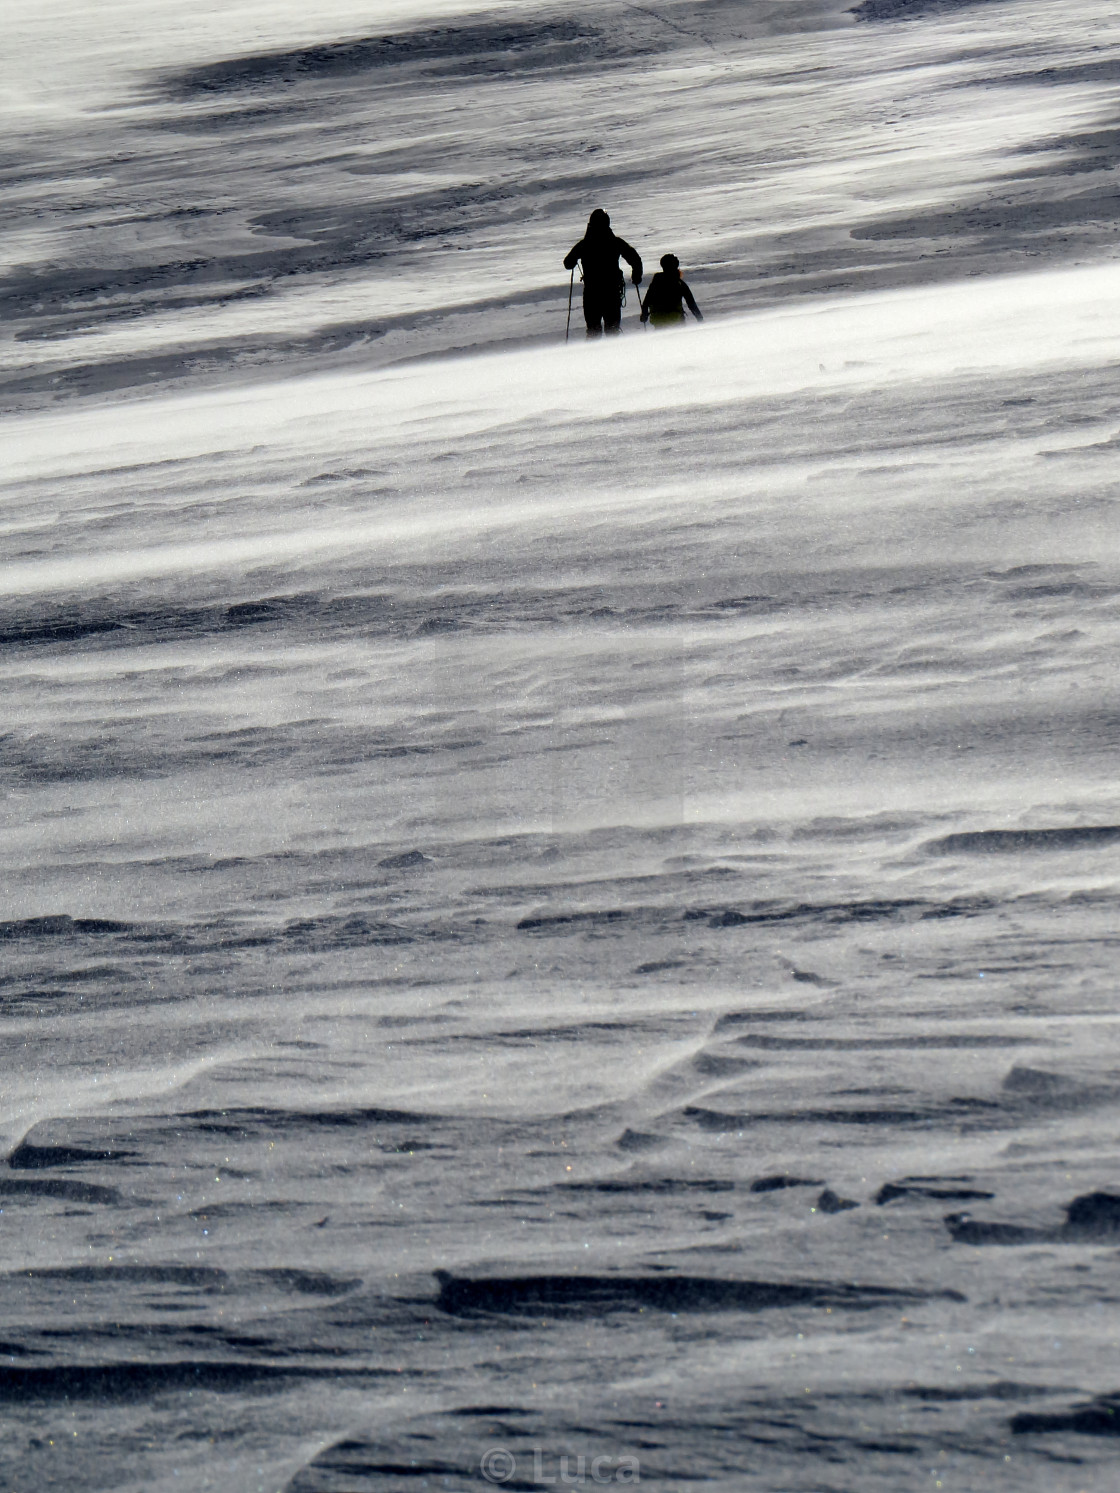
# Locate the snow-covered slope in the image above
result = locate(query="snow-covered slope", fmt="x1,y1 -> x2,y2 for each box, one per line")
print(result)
4,0 -> 1120,406
3,2 -> 1120,1491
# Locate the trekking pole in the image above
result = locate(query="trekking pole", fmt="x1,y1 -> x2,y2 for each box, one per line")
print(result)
565,265 -> 575,342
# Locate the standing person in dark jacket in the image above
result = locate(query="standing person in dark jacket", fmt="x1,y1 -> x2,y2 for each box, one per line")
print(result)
563,209 -> 643,337
640,254 -> 703,327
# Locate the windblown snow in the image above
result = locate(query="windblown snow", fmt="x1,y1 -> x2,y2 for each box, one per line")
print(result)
3,1 -> 1120,1490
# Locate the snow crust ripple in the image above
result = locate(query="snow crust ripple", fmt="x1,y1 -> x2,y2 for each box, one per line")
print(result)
4,0 -> 1120,1490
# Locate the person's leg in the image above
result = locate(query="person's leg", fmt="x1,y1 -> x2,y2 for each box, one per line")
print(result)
603,296 -> 623,334
582,290 -> 603,336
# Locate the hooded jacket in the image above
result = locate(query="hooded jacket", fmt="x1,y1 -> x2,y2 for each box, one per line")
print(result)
563,210 -> 642,292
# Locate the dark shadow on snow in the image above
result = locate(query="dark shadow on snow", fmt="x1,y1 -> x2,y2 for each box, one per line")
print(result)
1011,1394 -> 1120,1436
946,1191 -> 1120,1245
159,20 -> 639,98
927,826 -> 1120,854
0,1360 -> 389,1403
851,0 -> 1009,18
433,1269 -> 963,1317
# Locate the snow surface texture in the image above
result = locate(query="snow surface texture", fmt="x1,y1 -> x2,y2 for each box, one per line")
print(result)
4,0 -> 1120,1490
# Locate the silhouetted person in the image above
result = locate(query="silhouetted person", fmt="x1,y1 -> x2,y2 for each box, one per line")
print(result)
564,209 -> 643,337
640,254 -> 703,327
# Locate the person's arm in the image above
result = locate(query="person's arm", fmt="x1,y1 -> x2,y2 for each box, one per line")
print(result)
682,281 -> 703,321
639,272 -> 660,322
617,237 -> 643,284
563,240 -> 584,271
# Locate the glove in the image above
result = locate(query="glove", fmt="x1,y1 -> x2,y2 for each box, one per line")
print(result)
632,272 -> 642,286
